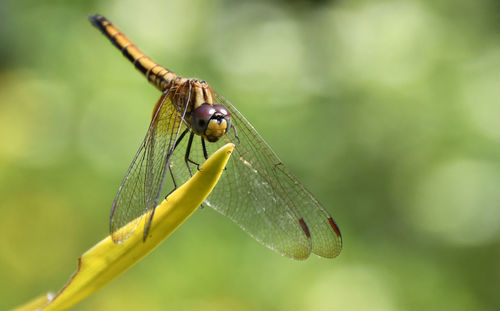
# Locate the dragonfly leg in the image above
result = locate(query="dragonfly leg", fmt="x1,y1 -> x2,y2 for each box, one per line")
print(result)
201,137 -> 208,160
184,132 -> 201,176
167,163 -> 178,189
164,158 -> 179,200
232,125 -> 241,144
163,127 -> 190,199
172,127 -> 190,152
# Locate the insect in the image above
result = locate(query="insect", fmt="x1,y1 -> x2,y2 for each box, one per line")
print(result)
89,14 -> 342,260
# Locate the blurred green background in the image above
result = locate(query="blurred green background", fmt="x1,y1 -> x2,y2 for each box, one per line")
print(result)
1,0 -> 499,310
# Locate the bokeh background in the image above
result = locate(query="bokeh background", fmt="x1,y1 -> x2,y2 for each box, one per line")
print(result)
1,0 -> 499,310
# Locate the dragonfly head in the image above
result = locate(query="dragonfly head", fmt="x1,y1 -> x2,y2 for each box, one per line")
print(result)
192,104 -> 231,142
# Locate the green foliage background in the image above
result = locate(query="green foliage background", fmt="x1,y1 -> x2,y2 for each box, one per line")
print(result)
1,0 -> 499,310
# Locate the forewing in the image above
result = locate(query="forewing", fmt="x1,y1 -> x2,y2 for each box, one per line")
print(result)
110,91 -> 184,243
169,91 -> 342,259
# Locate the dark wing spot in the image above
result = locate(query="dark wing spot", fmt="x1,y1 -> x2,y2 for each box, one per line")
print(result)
299,218 -> 311,238
328,217 -> 342,238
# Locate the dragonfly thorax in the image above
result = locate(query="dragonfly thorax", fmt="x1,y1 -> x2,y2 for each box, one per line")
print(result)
173,79 -> 231,142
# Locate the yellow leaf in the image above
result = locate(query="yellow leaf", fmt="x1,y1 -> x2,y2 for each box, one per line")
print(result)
14,143 -> 234,311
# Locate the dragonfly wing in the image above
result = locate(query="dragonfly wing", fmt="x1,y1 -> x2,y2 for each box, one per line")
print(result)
267,161 -> 343,258
110,90 -> 185,243
213,93 -> 343,259
168,91 -> 342,259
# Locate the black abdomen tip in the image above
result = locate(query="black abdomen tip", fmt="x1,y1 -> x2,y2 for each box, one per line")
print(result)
88,14 -> 108,31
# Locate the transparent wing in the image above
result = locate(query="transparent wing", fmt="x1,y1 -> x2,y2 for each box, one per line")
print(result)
169,90 -> 342,259
110,89 -> 186,243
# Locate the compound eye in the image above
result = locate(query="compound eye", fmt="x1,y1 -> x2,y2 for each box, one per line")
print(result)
192,104 -> 215,134
213,104 -> 231,131
212,104 -> 229,117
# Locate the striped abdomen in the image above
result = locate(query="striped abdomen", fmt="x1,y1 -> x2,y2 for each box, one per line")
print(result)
89,14 -> 176,92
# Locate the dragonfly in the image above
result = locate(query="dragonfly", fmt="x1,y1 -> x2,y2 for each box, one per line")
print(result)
89,14 -> 342,260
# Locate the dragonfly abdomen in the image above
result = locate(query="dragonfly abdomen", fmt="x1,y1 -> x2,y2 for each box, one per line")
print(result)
89,14 -> 176,92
